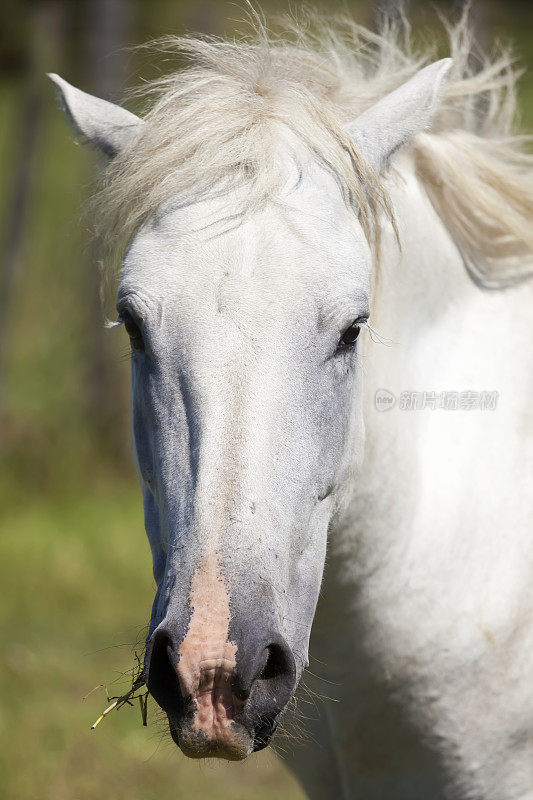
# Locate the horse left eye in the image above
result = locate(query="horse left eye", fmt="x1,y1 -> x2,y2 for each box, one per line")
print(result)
339,322 -> 361,346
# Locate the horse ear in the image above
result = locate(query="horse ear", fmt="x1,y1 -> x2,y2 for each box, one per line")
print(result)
345,59 -> 452,174
48,73 -> 144,158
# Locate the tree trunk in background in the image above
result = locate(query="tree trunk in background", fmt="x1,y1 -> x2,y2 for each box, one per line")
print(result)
0,1 -> 65,423
80,0 -> 134,464
372,0 -> 410,27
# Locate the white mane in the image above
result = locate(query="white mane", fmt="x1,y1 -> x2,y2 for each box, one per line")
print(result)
96,8 -> 533,287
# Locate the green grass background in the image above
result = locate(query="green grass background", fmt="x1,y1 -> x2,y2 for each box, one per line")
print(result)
0,1 -> 531,798
0,485 -> 305,800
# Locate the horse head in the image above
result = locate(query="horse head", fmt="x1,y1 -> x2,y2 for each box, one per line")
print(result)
50,55 -> 450,759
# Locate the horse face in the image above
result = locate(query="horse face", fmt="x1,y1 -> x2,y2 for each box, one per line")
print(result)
120,166 -> 371,758
51,56 -> 450,759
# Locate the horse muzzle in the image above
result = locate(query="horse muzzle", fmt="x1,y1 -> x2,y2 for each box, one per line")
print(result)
145,626 -> 297,759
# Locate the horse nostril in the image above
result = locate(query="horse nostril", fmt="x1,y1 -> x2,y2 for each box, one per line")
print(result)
248,638 -> 296,753
146,631 -> 183,716
231,640 -> 295,706
259,643 -> 291,682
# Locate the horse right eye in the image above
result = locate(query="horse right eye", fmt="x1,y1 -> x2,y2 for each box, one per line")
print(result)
120,311 -> 144,351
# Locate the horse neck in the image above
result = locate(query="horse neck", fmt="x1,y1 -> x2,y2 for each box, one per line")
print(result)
369,155 -> 475,381
309,154 -> 532,692
335,153 -> 531,568
353,154 -> 475,491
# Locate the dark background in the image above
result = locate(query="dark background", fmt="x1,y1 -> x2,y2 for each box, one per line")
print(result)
0,2 -> 531,798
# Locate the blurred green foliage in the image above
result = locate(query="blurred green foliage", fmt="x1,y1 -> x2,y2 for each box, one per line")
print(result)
0,484 -> 305,800
0,1 -> 531,798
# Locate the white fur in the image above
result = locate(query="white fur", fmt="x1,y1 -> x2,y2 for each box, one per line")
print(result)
51,10 -> 533,798
290,155 -> 533,800
345,59 -> 452,173
50,11 -> 533,285
48,72 -> 143,157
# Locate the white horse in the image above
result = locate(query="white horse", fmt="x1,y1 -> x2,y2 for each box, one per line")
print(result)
50,11 -> 533,799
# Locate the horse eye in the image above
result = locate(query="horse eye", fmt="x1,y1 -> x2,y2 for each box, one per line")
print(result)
120,311 -> 144,351
339,321 -> 362,347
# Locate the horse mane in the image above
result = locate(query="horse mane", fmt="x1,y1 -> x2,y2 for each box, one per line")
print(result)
96,7 -> 533,288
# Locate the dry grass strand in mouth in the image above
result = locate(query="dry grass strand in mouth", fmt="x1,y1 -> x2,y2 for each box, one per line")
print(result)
85,651 -> 149,730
